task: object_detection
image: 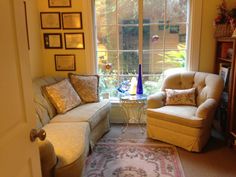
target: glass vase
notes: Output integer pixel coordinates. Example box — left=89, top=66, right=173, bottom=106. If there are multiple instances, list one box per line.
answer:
left=136, top=64, right=143, bottom=95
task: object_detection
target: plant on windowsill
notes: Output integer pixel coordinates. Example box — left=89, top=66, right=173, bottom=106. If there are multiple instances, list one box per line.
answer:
left=229, top=8, right=236, bottom=37
left=214, top=0, right=235, bottom=38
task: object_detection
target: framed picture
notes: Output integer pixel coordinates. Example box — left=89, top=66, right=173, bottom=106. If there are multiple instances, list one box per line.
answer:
left=64, top=33, right=85, bottom=49
left=62, top=12, right=83, bottom=29
left=55, top=54, right=76, bottom=71
left=40, top=12, right=61, bottom=29
left=44, top=33, right=62, bottom=49
left=219, top=64, right=230, bottom=86
left=48, top=0, right=71, bottom=8
left=170, top=25, right=179, bottom=33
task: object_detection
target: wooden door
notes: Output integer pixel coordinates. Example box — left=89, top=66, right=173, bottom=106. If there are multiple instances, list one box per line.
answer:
left=0, top=0, right=42, bottom=177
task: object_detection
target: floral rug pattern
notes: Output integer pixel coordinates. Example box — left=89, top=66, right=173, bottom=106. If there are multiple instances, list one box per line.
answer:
left=84, top=138, right=185, bottom=177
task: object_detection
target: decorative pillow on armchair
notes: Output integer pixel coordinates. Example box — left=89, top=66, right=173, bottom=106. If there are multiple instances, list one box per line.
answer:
left=68, top=73, right=99, bottom=103
left=43, top=79, right=81, bottom=114
left=165, top=88, right=196, bottom=106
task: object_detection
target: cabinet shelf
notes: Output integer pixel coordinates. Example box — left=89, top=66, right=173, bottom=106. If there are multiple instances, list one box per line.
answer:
left=216, top=57, right=232, bottom=63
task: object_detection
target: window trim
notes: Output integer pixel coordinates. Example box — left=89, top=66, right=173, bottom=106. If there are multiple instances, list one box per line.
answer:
left=187, top=0, right=203, bottom=71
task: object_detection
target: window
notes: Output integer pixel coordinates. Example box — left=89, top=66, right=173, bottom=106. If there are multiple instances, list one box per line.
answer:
left=95, top=0, right=189, bottom=99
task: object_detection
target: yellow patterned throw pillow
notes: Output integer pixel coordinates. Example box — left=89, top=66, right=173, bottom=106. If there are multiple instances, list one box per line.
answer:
left=44, top=79, right=81, bottom=114
left=165, top=88, right=196, bottom=106
left=68, top=73, right=99, bottom=103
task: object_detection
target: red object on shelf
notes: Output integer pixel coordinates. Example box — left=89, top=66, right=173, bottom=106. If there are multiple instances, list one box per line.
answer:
left=221, top=42, right=232, bottom=58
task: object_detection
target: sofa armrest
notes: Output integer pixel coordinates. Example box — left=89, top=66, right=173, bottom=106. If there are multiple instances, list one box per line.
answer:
left=38, top=139, right=57, bottom=177
left=196, top=98, right=217, bottom=119
left=147, top=91, right=166, bottom=109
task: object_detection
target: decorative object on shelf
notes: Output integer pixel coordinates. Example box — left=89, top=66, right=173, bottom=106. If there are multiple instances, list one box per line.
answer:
left=54, top=54, right=76, bottom=71
left=229, top=8, right=236, bottom=30
left=215, top=24, right=233, bottom=38
left=40, top=12, right=61, bottom=29
left=48, top=0, right=71, bottom=8
left=62, top=12, right=83, bottom=29
left=219, top=63, right=230, bottom=86
left=214, top=0, right=228, bottom=25
left=214, top=0, right=235, bottom=37
left=232, top=29, right=236, bottom=38
left=64, top=33, right=85, bottom=49
left=43, top=33, right=62, bottom=49
left=136, top=64, right=143, bottom=95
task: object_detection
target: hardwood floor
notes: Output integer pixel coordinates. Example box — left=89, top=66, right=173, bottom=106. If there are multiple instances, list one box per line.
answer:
left=103, top=124, right=236, bottom=177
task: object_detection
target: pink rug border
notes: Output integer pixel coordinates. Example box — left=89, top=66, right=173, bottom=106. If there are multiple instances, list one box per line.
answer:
left=87, top=138, right=186, bottom=177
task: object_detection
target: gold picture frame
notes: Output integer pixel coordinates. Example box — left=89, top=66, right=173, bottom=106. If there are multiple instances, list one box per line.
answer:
left=48, top=0, right=71, bottom=8
left=55, top=54, right=76, bottom=71
left=40, top=12, right=61, bottom=29
left=62, top=12, right=83, bottom=29
left=64, top=33, right=85, bottom=49
left=43, top=33, right=62, bottom=49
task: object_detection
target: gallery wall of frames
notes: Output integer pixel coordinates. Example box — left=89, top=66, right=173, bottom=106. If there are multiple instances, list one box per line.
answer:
left=40, top=0, right=85, bottom=72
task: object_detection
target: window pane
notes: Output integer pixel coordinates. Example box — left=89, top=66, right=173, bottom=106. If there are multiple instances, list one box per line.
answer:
left=118, top=0, right=138, bottom=24
left=119, top=51, right=139, bottom=74
left=119, top=26, right=139, bottom=50
left=166, top=0, right=187, bottom=23
left=100, top=75, right=119, bottom=98
left=97, top=26, right=117, bottom=50
left=143, top=24, right=164, bottom=50
left=143, top=0, right=165, bottom=24
left=97, top=51, right=118, bottom=74
left=163, top=49, right=186, bottom=70
left=165, top=24, right=187, bottom=49
left=95, top=0, right=116, bottom=25
left=143, top=74, right=162, bottom=95
left=143, top=51, right=164, bottom=74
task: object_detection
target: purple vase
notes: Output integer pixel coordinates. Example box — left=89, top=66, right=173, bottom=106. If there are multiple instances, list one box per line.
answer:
left=136, top=64, right=143, bottom=95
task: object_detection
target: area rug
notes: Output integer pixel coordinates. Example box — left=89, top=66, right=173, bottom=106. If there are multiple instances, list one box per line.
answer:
left=84, top=138, right=185, bottom=177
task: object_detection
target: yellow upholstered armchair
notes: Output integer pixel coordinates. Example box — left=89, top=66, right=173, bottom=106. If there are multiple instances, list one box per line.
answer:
left=146, top=71, right=224, bottom=152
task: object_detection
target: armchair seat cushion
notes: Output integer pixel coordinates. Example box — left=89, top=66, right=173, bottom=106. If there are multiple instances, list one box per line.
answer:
left=50, top=100, right=110, bottom=129
left=147, top=106, right=207, bottom=128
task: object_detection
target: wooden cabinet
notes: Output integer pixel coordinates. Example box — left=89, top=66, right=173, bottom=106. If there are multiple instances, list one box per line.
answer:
left=215, top=37, right=236, bottom=146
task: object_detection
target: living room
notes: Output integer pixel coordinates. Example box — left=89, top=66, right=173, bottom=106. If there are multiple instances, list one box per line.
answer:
left=1, top=0, right=236, bottom=177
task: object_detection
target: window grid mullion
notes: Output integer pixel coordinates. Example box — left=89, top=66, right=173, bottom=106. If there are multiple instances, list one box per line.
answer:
left=116, top=0, right=120, bottom=82
left=163, top=0, right=167, bottom=75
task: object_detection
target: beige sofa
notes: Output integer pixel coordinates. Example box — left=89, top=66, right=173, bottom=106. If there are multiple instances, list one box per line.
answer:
left=147, top=71, right=224, bottom=152
left=33, top=76, right=111, bottom=177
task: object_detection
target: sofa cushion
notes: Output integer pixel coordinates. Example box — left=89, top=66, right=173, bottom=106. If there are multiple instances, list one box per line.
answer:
left=165, top=88, right=196, bottom=106
left=50, top=99, right=111, bottom=129
left=147, top=106, right=207, bottom=128
left=35, top=102, right=50, bottom=126
left=35, top=113, right=43, bottom=129
left=44, top=79, right=82, bottom=114
left=33, top=78, right=57, bottom=118
left=69, top=73, right=99, bottom=103
left=43, top=122, right=90, bottom=169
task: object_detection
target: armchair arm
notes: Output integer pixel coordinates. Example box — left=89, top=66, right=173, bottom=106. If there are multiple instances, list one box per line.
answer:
left=38, top=139, right=57, bottom=177
left=195, top=98, right=217, bottom=119
left=147, top=91, right=166, bottom=109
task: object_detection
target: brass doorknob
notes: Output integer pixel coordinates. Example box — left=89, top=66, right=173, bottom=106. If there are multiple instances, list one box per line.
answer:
left=30, top=129, right=46, bottom=142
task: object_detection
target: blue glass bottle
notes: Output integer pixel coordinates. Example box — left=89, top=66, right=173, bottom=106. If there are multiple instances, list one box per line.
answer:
left=136, top=64, right=143, bottom=95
